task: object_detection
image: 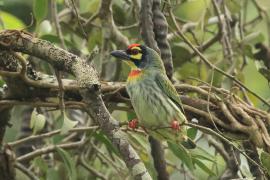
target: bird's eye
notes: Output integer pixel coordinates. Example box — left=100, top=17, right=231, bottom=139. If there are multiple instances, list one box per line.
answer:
left=131, top=49, right=139, bottom=55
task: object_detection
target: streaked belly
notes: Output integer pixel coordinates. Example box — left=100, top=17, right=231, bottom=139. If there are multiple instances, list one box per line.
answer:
left=127, top=81, right=176, bottom=128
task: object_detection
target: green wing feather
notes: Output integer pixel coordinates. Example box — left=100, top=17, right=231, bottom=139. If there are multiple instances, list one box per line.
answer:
left=155, top=73, right=185, bottom=114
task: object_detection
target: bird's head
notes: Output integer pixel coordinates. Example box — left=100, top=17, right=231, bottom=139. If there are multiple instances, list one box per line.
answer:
left=110, top=44, right=164, bottom=70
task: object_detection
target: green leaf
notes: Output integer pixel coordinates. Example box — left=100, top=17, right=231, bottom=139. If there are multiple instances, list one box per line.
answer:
left=187, top=127, right=197, bottom=140
left=243, top=44, right=254, bottom=58
left=112, top=3, right=126, bottom=26
left=225, top=0, right=241, bottom=14
left=191, top=147, right=216, bottom=163
left=176, top=62, right=200, bottom=80
left=40, top=34, right=75, bottom=49
left=60, top=113, right=78, bottom=134
left=93, top=131, right=120, bottom=156
left=87, top=30, right=102, bottom=50
left=174, top=0, right=210, bottom=22
left=256, top=0, right=270, bottom=10
left=261, top=151, right=270, bottom=175
left=127, top=132, right=148, bottom=152
left=86, top=0, right=100, bottom=14
left=33, top=0, right=48, bottom=23
left=241, top=165, right=255, bottom=179
left=193, top=159, right=216, bottom=176
left=30, top=108, right=46, bottom=134
left=259, top=68, right=270, bottom=81
left=168, top=142, right=194, bottom=171
left=0, top=11, right=25, bottom=30
left=127, top=111, right=137, bottom=121
left=32, top=157, right=48, bottom=173
left=172, top=43, right=192, bottom=68
left=46, top=168, right=60, bottom=180
left=241, top=32, right=265, bottom=46
left=56, top=147, right=77, bottom=180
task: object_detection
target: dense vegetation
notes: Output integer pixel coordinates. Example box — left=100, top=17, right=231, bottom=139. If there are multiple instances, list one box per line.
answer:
left=0, top=0, right=270, bottom=179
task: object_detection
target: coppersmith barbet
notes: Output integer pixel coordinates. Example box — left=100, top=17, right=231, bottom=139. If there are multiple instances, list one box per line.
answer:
left=111, top=44, right=195, bottom=148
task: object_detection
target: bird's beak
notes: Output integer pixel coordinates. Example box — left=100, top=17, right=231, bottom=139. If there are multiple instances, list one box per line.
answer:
left=110, top=50, right=130, bottom=60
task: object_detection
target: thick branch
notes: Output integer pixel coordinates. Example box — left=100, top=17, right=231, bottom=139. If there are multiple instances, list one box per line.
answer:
left=0, top=30, right=151, bottom=180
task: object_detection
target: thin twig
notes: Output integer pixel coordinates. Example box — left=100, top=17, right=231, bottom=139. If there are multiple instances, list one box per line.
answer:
left=51, top=0, right=67, bottom=49
left=15, top=162, right=39, bottom=180
left=69, top=0, right=87, bottom=39
left=0, top=100, right=86, bottom=109
left=55, top=69, right=65, bottom=118
left=83, top=11, right=99, bottom=27
left=167, top=2, right=270, bottom=108
left=79, top=156, right=107, bottom=180
left=185, top=122, right=266, bottom=176
left=16, top=139, right=86, bottom=162
left=8, top=126, right=98, bottom=147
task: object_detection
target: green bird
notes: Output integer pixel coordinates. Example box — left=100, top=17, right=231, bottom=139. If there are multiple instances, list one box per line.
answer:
left=111, top=44, right=195, bottom=148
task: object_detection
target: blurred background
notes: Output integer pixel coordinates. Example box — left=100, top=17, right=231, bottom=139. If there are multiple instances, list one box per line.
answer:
left=1, top=0, right=270, bottom=179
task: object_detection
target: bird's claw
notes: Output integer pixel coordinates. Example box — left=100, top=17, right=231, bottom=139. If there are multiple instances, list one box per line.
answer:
left=128, top=119, right=138, bottom=129
left=171, top=120, right=180, bottom=131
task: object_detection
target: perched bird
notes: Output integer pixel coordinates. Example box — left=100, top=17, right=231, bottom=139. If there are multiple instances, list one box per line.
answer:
left=111, top=44, right=195, bottom=148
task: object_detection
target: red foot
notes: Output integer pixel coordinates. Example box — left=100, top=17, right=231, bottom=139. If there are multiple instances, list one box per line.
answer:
left=171, top=120, right=180, bottom=130
left=128, top=119, right=138, bottom=129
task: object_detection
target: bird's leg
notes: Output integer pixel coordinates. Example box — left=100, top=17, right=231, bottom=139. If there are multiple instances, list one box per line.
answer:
left=128, top=119, right=139, bottom=129
left=171, top=120, right=180, bottom=131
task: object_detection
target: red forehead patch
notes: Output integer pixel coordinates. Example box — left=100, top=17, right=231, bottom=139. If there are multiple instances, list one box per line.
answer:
left=128, top=43, right=140, bottom=49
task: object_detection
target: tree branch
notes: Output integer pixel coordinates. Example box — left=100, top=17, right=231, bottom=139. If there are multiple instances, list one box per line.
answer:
left=0, top=30, right=152, bottom=180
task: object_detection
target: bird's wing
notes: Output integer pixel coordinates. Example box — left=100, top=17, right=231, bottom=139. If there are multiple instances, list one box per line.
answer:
left=155, top=73, right=185, bottom=114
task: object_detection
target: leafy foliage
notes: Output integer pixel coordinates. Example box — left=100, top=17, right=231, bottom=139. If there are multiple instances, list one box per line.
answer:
left=1, top=0, right=270, bottom=179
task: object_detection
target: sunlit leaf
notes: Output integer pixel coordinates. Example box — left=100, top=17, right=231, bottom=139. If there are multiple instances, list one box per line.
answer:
left=174, top=0, right=210, bottom=22
left=33, top=0, right=48, bottom=23
left=243, top=60, right=269, bottom=106
left=241, top=32, right=265, bottom=46
left=56, top=147, right=77, bottom=180
left=225, top=0, right=241, bottom=14
left=241, top=165, right=255, bottom=179
left=85, top=0, right=100, bottom=14
left=32, top=157, right=48, bottom=173
left=191, top=147, right=216, bottom=162
left=60, top=113, right=78, bottom=134
left=0, top=11, right=25, bottom=30
left=168, top=142, right=194, bottom=171
left=30, top=108, right=46, bottom=134
left=193, top=159, right=216, bottom=176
